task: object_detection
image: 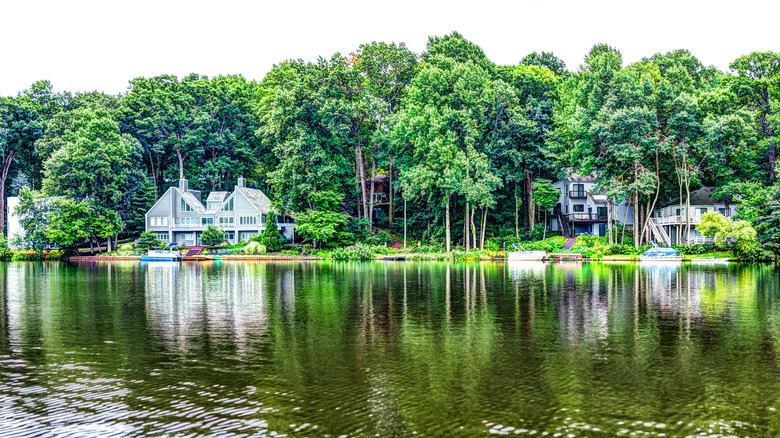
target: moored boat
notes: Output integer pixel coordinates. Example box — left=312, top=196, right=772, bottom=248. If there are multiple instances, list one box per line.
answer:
left=141, top=243, right=182, bottom=261
left=638, top=244, right=682, bottom=262
left=507, top=243, right=547, bottom=261
left=691, top=257, right=730, bottom=263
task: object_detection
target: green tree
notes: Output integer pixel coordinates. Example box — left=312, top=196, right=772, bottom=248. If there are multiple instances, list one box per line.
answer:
left=12, top=187, right=55, bottom=254
left=531, top=179, right=560, bottom=239
left=137, top=231, right=162, bottom=250
left=0, top=235, right=11, bottom=260
left=201, top=225, right=225, bottom=246
left=260, top=212, right=283, bottom=252
left=698, top=211, right=756, bottom=251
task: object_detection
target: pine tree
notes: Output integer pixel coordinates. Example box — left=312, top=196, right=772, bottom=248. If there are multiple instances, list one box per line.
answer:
left=260, top=212, right=283, bottom=252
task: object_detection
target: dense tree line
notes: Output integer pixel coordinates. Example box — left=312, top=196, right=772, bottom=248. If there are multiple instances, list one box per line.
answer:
left=1, top=32, right=779, bottom=253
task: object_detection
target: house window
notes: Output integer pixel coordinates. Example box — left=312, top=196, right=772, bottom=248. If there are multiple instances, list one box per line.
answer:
left=719, top=208, right=727, bottom=215
left=150, top=217, right=168, bottom=226
left=180, top=217, right=195, bottom=227
left=180, top=233, right=193, bottom=242
left=221, top=198, right=234, bottom=211
left=225, top=231, right=235, bottom=241
left=699, top=208, right=708, bottom=215
left=573, top=204, right=584, bottom=212
left=180, top=199, right=193, bottom=212
left=240, top=232, right=256, bottom=241
left=201, top=217, right=214, bottom=226
left=155, top=232, right=169, bottom=241
left=219, top=217, right=234, bottom=226
left=676, top=208, right=681, bottom=216
left=597, top=207, right=607, bottom=219
left=239, top=216, right=257, bottom=226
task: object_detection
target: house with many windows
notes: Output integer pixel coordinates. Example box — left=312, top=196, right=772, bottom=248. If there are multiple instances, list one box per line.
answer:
left=649, top=186, right=736, bottom=245
left=145, top=178, right=294, bottom=246
left=548, top=171, right=634, bottom=237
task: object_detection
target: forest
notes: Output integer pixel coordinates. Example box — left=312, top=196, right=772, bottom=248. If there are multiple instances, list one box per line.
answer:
left=1, top=32, right=779, bottom=257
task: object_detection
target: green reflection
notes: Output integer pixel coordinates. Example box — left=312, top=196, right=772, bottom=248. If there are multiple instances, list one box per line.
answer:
left=0, top=261, right=779, bottom=436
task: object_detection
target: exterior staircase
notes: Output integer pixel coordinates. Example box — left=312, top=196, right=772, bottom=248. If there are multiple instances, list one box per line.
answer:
left=184, top=246, right=206, bottom=257
left=557, top=214, right=570, bottom=238
left=647, top=219, right=671, bottom=246
left=562, top=238, right=576, bottom=251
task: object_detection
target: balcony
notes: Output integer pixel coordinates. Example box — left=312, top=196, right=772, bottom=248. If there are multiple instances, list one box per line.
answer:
left=565, top=213, right=607, bottom=222
left=568, top=191, right=587, bottom=199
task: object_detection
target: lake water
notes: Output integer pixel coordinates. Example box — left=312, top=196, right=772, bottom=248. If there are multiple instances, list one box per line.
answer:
left=1, top=261, right=779, bottom=437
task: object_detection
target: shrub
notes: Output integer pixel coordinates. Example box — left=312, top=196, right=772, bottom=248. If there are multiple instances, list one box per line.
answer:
left=0, top=235, right=12, bottom=261
left=201, top=225, right=225, bottom=247
left=137, top=231, right=162, bottom=250
left=332, top=243, right=380, bottom=261
left=518, top=236, right=567, bottom=253
left=732, top=242, right=777, bottom=261
left=117, top=243, right=134, bottom=256
left=243, top=241, right=267, bottom=255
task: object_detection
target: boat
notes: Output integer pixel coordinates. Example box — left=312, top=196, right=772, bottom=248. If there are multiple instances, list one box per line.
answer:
left=638, top=243, right=682, bottom=262
left=141, top=243, right=182, bottom=261
left=507, top=243, right=547, bottom=261
left=691, top=257, right=730, bottom=264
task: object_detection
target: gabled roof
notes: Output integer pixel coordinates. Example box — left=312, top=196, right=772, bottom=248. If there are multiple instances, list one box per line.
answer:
left=206, top=191, right=229, bottom=203
left=588, top=193, right=608, bottom=204
left=556, top=168, right=597, bottom=183
left=177, top=189, right=207, bottom=214
left=660, top=186, right=721, bottom=208
left=236, top=186, right=272, bottom=213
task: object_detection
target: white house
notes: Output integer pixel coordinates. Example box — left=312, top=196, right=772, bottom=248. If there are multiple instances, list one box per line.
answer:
left=650, top=186, right=735, bottom=245
left=145, top=178, right=294, bottom=246
left=548, top=170, right=634, bottom=238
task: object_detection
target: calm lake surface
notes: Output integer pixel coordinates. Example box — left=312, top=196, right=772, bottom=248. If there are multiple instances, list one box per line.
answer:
left=1, top=261, right=779, bottom=437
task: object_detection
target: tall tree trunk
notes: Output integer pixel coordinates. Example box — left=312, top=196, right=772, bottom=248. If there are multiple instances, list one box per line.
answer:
left=622, top=197, right=632, bottom=246
left=368, top=156, right=376, bottom=232
left=524, top=164, right=535, bottom=230
left=464, top=201, right=470, bottom=251
left=388, top=156, right=394, bottom=228
left=355, top=137, right=368, bottom=222
left=607, top=200, right=613, bottom=245
left=480, top=208, right=487, bottom=250
left=642, top=151, right=661, bottom=245
left=176, top=146, right=185, bottom=180
left=685, top=173, right=692, bottom=244
left=0, top=150, right=17, bottom=236
left=470, top=206, right=477, bottom=250
left=514, top=181, right=520, bottom=240
left=445, top=196, right=451, bottom=253
left=403, top=197, right=407, bottom=249
left=633, top=161, right=640, bottom=248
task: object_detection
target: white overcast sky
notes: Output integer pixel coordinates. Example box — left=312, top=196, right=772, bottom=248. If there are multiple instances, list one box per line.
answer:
left=1, top=0, right=778, bottom=97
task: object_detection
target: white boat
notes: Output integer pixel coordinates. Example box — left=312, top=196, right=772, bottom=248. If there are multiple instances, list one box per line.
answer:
left=691, top=257, right=730, bottom=264
left=507, top=243, right=547, bottom=261
left=638, top=243, right=682, bottom=262
left=141, top=243, right=181, bottom=261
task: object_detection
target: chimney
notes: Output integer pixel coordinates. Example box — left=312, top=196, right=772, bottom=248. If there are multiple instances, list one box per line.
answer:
left=179, top=178, right=188, bottom=191
left=237, top=177, right=246, bottom=188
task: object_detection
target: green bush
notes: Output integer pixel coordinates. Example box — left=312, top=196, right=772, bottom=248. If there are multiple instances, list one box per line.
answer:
left=518, top=236, right=567, bottom=253
left=201, top=225, right=225, bottom=247
left=671, top=243, right=716, bottom=255
left=332, top=243, right=380, bottom=261
left=117, top=243, right=134, bottom=256
left=242, top=241, right=267, bottom=255
left=137, top=231, right=162, bottom=250
left=732, top=242, right=777, bottom=261
left=0, top=235, right=12, bottom=261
